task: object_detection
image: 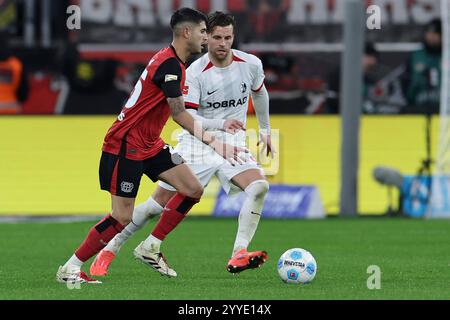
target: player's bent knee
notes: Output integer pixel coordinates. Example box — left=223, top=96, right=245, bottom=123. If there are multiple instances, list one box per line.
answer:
left=111, top=203, right=134, bottom=226
left=245, top=180, right=269, bottom=199
left=111, top=214, right=132, bottom=226
left=182, top=183, right=203, bottom=199
left=113, top=209, right=133, bottom=225
left=190, top=185, right=204, bottom=199
left=152, top=188, right=174, bottom=208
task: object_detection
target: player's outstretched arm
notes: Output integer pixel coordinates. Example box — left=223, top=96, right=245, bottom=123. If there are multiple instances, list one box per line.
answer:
left=167, top=96, right=247, bottom=164
left=251, top=85, right=275, bottom=158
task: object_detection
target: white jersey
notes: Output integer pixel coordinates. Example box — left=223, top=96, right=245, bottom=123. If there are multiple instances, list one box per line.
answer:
left=160, top=50, right=266, bottom=195
left=179, top=49, right=265, bottom=147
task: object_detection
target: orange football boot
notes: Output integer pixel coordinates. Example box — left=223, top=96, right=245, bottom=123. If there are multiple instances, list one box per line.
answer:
left=226, top=249, right=268, bottom=273
left=89, top=250, right=116, bottom=276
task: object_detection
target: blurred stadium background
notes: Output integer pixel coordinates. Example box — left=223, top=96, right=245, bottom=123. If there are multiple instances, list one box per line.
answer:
left=2, top=0, right=450, bottom=301
left=0, top=0, right=446, bottom=218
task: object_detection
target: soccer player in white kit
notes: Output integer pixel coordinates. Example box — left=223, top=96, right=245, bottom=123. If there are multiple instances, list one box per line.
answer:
left=90, top=11, right=274, bottom=277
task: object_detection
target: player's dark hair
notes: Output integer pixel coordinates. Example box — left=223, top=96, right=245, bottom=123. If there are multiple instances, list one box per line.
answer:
left=170, top=7, right=207, bottom=30
left=207, top=11, right=236, bottom=33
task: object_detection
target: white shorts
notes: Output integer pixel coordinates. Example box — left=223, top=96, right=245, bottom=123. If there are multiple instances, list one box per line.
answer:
left=158, top=138, right=263, bottom=195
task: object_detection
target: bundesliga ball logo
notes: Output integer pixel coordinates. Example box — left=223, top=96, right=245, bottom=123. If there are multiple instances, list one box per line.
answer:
left=277, top=248, right=317, bottom=284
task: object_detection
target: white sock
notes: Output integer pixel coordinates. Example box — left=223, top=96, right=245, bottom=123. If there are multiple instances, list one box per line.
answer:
left=232, top=180, right=269, bottom=256
left=64, top=254, right=83, bottom=270
left=134, top=196, right=164, bottom=222
left=104, top=197, right=164, bottom=254
left=142, top=234, right=162, bottom=252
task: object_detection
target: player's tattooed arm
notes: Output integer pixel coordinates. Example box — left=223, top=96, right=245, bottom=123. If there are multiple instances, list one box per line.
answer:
left=168, top=96, right=203, bottom=137
left=167, top=96, right=186, bottom=116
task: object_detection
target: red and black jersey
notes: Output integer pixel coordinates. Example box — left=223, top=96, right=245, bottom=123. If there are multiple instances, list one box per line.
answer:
left=102, top=45, right=186, bottom=160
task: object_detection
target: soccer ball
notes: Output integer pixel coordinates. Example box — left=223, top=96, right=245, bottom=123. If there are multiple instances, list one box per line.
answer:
left=277, top=248, right=317, bottom=284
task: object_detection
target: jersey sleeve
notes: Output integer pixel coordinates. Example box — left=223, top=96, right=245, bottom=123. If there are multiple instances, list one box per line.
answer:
left=183, top=70, right=201, bottom=110
left=251, top=57, right=265, bottom=93
left=152, top=58, right=183, bottom=98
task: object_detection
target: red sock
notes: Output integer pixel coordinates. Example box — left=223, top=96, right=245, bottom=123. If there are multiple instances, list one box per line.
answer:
left=151, top=193, right=200, bottom=241
left=74, top=214, right=124, bottom=262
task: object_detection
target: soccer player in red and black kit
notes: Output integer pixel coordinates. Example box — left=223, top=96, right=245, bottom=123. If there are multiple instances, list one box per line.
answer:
left=56, top=8, right=245, bottom=284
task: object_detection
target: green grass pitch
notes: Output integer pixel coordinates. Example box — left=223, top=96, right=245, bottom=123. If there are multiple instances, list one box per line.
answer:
left=0, top=217, right=449, bottom=300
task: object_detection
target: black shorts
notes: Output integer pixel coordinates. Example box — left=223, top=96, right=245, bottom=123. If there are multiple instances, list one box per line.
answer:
left=99, top=145, right=184, bottom=198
